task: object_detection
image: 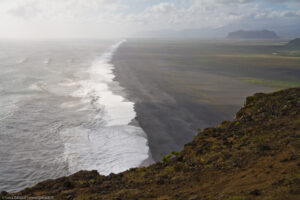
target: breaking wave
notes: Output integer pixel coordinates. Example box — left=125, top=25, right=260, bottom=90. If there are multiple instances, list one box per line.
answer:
left=60, top=40, right=152, bottom=175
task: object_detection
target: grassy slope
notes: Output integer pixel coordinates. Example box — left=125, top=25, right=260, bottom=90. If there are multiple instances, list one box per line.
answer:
left=2, top=87, right=299, bottom=200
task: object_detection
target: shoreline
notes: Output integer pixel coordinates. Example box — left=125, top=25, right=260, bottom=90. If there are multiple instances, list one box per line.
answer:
left=127, top=117, right=155, bottom=166
left=6, top=87, right=299, bottom=199
left=112, top=39, right=271, bottom=161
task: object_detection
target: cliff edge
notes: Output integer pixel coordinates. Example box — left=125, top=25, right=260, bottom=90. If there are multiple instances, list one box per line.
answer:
left=1, top=88, right=299, bottom=200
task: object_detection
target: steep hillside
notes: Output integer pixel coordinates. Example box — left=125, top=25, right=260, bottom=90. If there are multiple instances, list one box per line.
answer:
left=284, top=38, right=300, bottom=50
left=1, top=88, right=299, bottom=200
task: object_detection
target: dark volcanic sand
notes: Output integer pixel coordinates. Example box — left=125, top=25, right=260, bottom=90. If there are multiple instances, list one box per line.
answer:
left=112, top=39, right=272, bottom=161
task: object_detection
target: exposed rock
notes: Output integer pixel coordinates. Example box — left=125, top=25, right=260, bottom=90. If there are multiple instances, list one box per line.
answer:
left=2, top=88, right=300, bottom=200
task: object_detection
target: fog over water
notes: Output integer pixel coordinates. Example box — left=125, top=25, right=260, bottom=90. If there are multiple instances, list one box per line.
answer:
left=0, top=40, right=151, bottom=192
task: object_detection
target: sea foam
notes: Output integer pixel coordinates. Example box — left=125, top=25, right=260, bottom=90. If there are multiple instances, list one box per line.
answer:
left=60, top=40, right=151, bottom=175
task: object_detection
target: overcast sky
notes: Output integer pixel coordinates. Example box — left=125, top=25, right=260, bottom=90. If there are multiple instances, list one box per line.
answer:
left=0, top=0, right=299, bottom=39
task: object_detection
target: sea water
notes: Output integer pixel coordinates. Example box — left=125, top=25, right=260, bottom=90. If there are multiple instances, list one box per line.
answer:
left=0, top=39, right=150, bottom=192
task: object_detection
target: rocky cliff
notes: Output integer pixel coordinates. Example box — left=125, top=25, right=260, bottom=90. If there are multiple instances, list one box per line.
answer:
left=1, top=88, right=299, bottom=200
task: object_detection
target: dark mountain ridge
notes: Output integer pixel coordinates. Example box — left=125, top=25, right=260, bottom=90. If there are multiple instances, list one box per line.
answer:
left=284, top=38, right=300, bottom=50
left=227, top=30, right=279, bottom=39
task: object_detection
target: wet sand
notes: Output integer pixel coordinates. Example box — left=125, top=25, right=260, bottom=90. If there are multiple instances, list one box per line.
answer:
left=112, top=39, right=279, bottom=161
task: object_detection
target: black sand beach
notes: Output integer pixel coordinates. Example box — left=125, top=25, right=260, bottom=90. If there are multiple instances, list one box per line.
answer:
left=112, top=39, right=300, bottom=161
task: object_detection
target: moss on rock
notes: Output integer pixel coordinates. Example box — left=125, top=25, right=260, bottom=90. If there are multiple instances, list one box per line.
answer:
left=1, top=88, right=300, bottom=200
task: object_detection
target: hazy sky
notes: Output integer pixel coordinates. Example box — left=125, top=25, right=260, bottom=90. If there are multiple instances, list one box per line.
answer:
left=0, top=0, right=299, bottom=38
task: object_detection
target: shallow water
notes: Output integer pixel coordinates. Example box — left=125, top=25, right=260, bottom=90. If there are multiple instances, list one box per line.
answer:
left=0, top=39, right=150, bottom=192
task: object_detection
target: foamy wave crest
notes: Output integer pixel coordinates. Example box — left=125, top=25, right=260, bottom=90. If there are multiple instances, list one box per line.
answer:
left=28, top=82, right=45, bottom=92
left=18, top=58, right=27, bottom=64
left=60, top=40, right=152, bottom=175
left=0, top=96, right=19, bottom=121
left=60, top=125, right=149, bottom=175
left=43, top=58, right=51, bottom=64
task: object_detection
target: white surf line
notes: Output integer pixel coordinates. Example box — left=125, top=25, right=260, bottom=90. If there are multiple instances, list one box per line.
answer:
left=60, top=40, right=152, bottom=175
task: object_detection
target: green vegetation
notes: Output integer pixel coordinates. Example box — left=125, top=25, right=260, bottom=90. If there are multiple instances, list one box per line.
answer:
left=161, top=151, right=180, bottom=163
left=227, top=196, right=247, bottom=200
left=161, top=41, right=300, bottom=93
left=239, top=78, right=300, bottom=90
left=278, top=50, right=300, bottom=57
left=283, top=38, right=300, bottom=50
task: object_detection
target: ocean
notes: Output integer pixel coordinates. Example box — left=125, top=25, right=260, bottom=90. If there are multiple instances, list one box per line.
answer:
left=0, top=39, right=151, bottom=192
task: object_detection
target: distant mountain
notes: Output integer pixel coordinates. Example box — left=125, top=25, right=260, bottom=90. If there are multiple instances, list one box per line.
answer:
left=227, top=30, right=279, bottom=39
left=133, top=28, right=225, bottom=39
left=284, top=38, right=300, bottom=50
left=132, top=27, right=300, bottom=40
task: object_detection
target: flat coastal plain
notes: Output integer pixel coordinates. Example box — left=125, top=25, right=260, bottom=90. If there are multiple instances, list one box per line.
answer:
left=112, top=39, right=300, bottom=161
